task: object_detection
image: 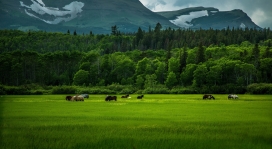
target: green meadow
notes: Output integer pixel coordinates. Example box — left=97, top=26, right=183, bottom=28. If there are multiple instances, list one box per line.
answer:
left=0, top=94, right=271, bottom=149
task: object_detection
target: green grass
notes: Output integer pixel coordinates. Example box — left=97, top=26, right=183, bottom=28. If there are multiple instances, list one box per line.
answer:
left=1, top=94, right=272, bottom=149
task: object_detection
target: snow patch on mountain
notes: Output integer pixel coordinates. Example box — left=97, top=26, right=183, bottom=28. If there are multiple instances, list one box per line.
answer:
left=240, top=23, right=246, bottom=28
left=20, top=0, right=84, bottom=24
left=170, top=10, right=209, bottom=28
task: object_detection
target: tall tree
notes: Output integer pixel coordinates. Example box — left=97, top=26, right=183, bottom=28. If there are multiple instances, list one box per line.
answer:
left=136, top=75, right=144, bottom=89
left=252, top=43, right=260, bottom=69
left=144, top=74, right=157, bottom=89
left=111, top=25, right=120, bottom=36
left=73, top=70, right=89, bottom=86
left=168, top=57, right=179, bottom=80
left=136, top=27, right=144, bottom=47
left=165, top=71, right=177, bottom=89
left=179, top=47, right=188, bottom=74
left=155, top=62, right=166, bottom=84
left=263, top=46, right=271, bottom=58
left=193, top=64, right=208, bottom=87
left=206, top=65, right=222, bottom=86
left=180, top=64, right=197, bottom=86
left=195, top=43, right=205, bottom=64
left=154, top=22, right=162, bottom=33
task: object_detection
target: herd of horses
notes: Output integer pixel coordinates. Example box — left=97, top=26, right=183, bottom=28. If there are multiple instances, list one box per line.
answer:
left=203, top=94, right=239, bottom=100
left=66, top=94, right=239, bottom=101
left=65, top=94, right=145, bottom=102
left=105, top=94, right=144, bottom=101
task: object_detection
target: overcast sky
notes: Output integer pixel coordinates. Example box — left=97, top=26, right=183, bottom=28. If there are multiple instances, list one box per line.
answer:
left=139, top=0, right=272, bottom=28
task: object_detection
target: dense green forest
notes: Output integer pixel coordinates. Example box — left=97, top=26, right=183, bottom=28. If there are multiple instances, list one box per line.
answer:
left=1, top=26, right=272, bottom=94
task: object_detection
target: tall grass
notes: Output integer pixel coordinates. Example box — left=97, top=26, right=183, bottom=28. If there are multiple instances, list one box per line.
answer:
left=1, top=94, right=271, bottom=149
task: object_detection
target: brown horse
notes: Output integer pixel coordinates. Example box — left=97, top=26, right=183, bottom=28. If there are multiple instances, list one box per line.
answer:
left=66, top=96, right=72, bottom=101
left=121, top=94, right=129, bottom=98
left=137, top=95, right=144, bottom=99
left=105, top=95, right=117, bottom=101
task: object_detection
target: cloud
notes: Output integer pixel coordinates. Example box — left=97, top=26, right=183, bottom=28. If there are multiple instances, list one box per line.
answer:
left=139, top=0, right=272, bottom=28
left=140, top=0, right=180, bottom=12
left=251, top=9, right=268, bottom=27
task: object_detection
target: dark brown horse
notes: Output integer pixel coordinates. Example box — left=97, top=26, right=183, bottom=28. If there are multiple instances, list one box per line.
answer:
left=105, top=95, right=117, bottom=101
left=203, top=94, right=215, bottom=100
left=137, top=95, right=144, bottom=99
left=66, top=96, right=72, bottom=101
left=121, top=94, right=129, bottom=98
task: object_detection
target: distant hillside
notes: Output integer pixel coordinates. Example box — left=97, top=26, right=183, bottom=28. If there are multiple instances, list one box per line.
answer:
left=0, top=0, right=178, bottom=34
left=0, top=1, right=262, bottom=33
left=156, top=7, right=261, bottom=30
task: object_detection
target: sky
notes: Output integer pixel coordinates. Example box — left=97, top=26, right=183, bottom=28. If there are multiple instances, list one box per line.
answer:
left=139, top=0, right=272, bottom=28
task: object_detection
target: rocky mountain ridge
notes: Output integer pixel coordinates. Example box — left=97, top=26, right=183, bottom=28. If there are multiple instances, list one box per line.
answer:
left=0, top=0, right=261, bottom=34
left=156, top=7, right=261, bottom=30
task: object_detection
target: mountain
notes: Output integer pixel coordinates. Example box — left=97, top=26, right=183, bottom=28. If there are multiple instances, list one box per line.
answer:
left=0, top=1, right=261, bottom=34
left=0, top=0, right=178, bottom=34
left=156, top=7, right=261, bottom=30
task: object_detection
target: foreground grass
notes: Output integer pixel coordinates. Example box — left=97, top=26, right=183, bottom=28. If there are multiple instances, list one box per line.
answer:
left=0, top=94, right=271, bottom=149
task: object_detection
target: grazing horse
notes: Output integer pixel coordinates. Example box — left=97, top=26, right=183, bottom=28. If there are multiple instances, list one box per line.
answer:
left=137, top=95, right=144, bottom=99
left=71, top=95, right=84, bottom=101
left=121, top=94, right=129, bottom=98
left=81, top=94, right=89, bottom=99
left=228, top=94, right=238, bottom=99
left=66, top=96, right=72, bottom=101
left=105, top=95, right=117, bottom=101
left=203, top=94, right=215, bottom=100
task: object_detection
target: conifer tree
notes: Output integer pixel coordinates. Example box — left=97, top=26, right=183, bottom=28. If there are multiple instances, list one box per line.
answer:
left=252, top=43, right=260, bottom=69
left=179, top=46, right=188, bottom=74
left=136, top=27, right=143, bottom=46
left=195, top=43, right=205, bottom=64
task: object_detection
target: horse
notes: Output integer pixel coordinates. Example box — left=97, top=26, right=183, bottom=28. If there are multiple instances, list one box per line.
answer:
left=121, top=94, right=129, bottom=98
left=105, top=95, right=117, bottom=101
left=66, top=96, right=72, bottom=101
left=137, top=95, right=144, bottom=99
left=203, top=94, right=215, bottom=100
left=71, top=95, right=84, bottom=101
left=81, top=94, right=89, bottom=99
left=228, top=94, right=238, bottom=99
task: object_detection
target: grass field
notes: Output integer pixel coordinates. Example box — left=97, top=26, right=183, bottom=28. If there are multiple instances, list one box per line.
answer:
left=0, top=94, right=271, bottom=149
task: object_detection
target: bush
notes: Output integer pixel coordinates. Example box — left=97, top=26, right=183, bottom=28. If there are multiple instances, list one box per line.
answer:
left=196, top=84, right=246, bottom=94
left=134, top=90, right=143, bottom=94
left=119, top=88, right=136, bottom=94
left=170, top=87, right=198, bottom=94
left=106, top=83, right=126, bottom=92
left=77, top=87, right=116, bottom=94
left=4, top=86, right=31, bottom=95
left=0, top=85, right=6, bottom=95
left=76, top=88, right=92, bottom=94
left=93, top=88, right=116, bottom=94
left=247, top=83, right=272, bottom=94
left=31, top=90, right=43, bottom=95
left=143, top=87, right=169, bottom=94
left=51, top=86, right=77, bottom=94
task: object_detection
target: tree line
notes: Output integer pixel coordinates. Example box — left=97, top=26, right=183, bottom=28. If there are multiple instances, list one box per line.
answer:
left=1, top=24, right=271, bottom=54
left=0, top=27, right=272, bottom=94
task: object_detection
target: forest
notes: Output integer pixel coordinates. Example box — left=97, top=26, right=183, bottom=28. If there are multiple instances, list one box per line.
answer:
left=0, top=25, right=272, bottom=94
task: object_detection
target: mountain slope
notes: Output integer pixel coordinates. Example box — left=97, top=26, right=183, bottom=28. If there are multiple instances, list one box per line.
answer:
left=0, top=0, right=178, bottom=34
left=156, top=7, right=261, bottom=30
